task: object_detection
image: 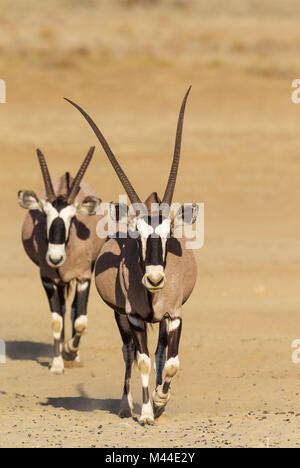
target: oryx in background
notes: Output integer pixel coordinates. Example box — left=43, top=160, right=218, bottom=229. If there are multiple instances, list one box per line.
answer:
left=18, top=148, right=104, bottom=374
left=65, top=88, right=200, bottom=424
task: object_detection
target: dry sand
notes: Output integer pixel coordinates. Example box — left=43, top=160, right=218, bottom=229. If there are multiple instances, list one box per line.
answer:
left=1, top=0, right=300, bottom=448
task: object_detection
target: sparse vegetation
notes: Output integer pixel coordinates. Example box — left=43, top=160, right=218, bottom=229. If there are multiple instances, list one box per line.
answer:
left=0, top=0, right=300, bottom=77
left=1, top=0, right=300, bottom=449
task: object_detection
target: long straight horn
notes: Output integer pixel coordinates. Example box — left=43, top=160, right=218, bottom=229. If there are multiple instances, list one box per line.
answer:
left=162, top=86, right=192, bottom=206
left=36, top=149, right=56, bottom=201
left=64, top=98, right=141, bottom=205
left=67, top=146, right=95, bottom=204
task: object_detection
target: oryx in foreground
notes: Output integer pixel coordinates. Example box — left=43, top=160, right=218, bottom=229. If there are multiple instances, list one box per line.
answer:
left=65, top=88, right=199, bottom=424
left=18, top=148, right=103, bottom=374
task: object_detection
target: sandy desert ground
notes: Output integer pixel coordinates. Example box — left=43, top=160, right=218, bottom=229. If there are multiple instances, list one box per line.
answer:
left=1, top=0, right=300, bottom=448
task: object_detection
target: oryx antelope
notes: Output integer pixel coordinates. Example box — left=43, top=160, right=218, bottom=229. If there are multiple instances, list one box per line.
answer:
left=65, top=88, right=199, bottom=424
left=18, top=148, right=103, bottom=374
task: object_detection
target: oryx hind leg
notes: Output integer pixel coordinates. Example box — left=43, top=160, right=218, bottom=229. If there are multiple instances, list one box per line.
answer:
left=42, top=277, right=66, bottom=375
left=153, top=317, right=182, bottom=418
left=128, top=314, right=154, bottom=426
left=115, top=312, right=135, bottom=419
left=63, top=280, right=90, bottom=364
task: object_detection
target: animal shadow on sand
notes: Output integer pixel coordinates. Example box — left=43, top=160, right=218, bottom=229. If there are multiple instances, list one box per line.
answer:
left=41, top=397, right=121, bottom=415
left=5, top=341, right=52, bottom=366
left=40, top=385, right=141, bottom=416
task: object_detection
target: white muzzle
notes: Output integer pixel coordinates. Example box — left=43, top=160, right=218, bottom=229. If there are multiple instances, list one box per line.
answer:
left=142, top=265, right=166, bottom=292
left=46, top=244, right=67, bottom=268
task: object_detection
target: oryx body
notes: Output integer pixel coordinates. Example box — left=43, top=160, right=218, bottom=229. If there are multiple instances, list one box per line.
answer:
left=19, top=148, right=104, bottom=374
left=66, top=88, right=200, bottom=424
left=95, top=202, right=197, bottom=324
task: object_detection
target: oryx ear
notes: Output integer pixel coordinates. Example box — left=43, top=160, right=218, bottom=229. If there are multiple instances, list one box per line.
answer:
left=76, top=196, right=101, bottom=216
left=172, top=203, right=199, bottom=228
left=18, top=191, right=42, bottom=211
left=109, top=203, right=129, bottom=223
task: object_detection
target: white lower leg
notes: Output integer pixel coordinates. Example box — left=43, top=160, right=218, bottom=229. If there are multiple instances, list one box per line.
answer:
left=137, top=352, right=154, bottom=424
left=50, top=355, right=64, bottom=374
left=165, top=355, right=180, bottom=381
left=75, top=315, right=88, bottom=334
left=119, top=345, right=134, bottom=418
left=64, top=315, right=88, bottom=357
left=50, top=313, right=64, bottom=375
left=153, top=356, right=180, bottom=409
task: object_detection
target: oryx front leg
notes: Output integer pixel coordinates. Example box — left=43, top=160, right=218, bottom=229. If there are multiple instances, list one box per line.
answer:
left=129, top=315, right=154, bottom=426
left=153, top=317, right=182, bottom=418
left=115, top=312, right=135, bottom=418
left=154, top=319, right=167, bottom=388
left=64, top=280, right=90, bottom=363
left=42, top=278, right=65, bottom=375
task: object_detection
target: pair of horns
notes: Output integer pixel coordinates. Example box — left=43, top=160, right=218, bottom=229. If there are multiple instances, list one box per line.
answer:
left=37, top=146, right=95, bottom=204
left=64, top=86, right=191, bottom=206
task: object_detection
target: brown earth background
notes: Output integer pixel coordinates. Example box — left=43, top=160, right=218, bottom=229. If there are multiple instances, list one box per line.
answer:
left=1, top=0, right=300, bottom=448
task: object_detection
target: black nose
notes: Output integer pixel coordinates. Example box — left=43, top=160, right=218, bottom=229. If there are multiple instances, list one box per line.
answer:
left=49, top=256, right=63, bottom=266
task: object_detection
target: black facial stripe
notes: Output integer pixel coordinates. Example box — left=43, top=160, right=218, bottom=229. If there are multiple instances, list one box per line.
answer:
left=49, top=218, right=66, bottom=245
left=52, top=197, right=69, bottom=213
left=146, top=214, right=164, bottom=228
left=145, top=236, right=163, bottom=266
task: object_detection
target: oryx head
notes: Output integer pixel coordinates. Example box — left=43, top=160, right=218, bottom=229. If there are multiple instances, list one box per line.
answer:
left=18, top=147, right=101, bottom=268
left=123, top=193, right=198, bottom=293
left=65, top=87, right=199, bottom=292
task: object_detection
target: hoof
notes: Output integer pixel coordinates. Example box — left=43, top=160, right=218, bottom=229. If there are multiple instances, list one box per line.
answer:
left=63, top=350, right=82, bottom=368
left=64, top=360, right=83, bottom=369
left=119, top=394, right=133, bottom=419
left=139, top=416, right=155, bottom=426
left=139, top=401, right=154, bottom=426
left=50, top=356, right=64, bottom=375
left=62, top=347, right=80, bottom=362
left=50, top=367, right=64, bottom=375
left=119, top=407, right=133, bottom=419
left=153, top=404, right=166, bottom=420
left=152, top=386, right=170, bottom=418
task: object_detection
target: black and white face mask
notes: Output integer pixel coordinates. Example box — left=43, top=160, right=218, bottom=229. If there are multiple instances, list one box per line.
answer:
left=109, top=199, right=199, bottom=293
left=19, top=191, right=101, bottom=268
left=43, top=197, right=77, bottom=267
left=133, top=214, right=171, bottom=293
